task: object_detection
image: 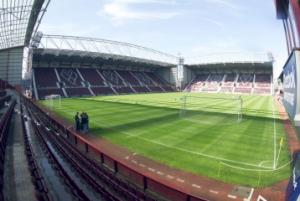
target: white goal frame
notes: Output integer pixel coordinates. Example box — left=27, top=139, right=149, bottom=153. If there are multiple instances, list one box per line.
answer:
left=179, top=95, right=242, bottom=125
left=45, top=94, right=61, bottom=110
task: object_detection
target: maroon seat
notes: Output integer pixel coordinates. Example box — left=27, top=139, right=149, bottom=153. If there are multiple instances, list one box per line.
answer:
left=234, top=88, right=252, bottom=94
left=236, top=74, right=253, bottom=87
left=0, top=177, right=3, bottom=190
left=73, top=189, right=86, bottom=201
left=255, top=74, right=271, bottom=87
left=127, top=184, right=137, bottom=195
left=145, top=194, right=157, bottom=201
left=35, top=190, right=46, bottom=201
left=115, top=185, right=126, bottom=198
left=79, top=69, right=105, bottom=86
left=136, top=189, right=146, bottom=200
left=34, top=68, right=58, bottom=88
left=125, top=192, right=137, bottom=201
left=119, top=179, right=128, bottom=190
left=115, top=70, right=141, bottom=85
left=220, top=87, right=233, bottom=93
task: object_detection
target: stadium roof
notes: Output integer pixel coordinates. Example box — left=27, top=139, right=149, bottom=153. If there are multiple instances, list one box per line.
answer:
left=185, top=52, right=274, bottom=71
left=33, top=48, right=172, bottom=71
left=186, top=62, right=273, bottom=72
left=32, top=35, right=178, bottom=70
left=0, top=0, right=50, bottom=50
left=32, top=35, right=275, bottom=71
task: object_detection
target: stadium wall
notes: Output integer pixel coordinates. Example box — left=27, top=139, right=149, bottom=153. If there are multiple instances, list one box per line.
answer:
left=156, top=66, right=194, bottom=90
left=0, top=47, right=23, bottom=89
left=181, top=66, right=194, bottom=90
left=156, top=68, right=175, bottom=85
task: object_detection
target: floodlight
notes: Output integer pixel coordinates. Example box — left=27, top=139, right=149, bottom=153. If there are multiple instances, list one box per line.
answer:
left=31, top=31, right=43, bottom=48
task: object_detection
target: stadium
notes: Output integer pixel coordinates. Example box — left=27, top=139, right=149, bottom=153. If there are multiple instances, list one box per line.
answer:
left=0, top=1, right=300, bottom=201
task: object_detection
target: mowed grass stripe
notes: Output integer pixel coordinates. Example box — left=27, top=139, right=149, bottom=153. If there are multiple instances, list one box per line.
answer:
left=223, top=98, right=273, bottom=165
left=52, top=93, right=282, bottom=161
left=43, top=92, right=291, bottom=187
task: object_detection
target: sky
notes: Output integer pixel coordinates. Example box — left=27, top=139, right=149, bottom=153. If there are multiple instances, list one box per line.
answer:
left=38, top=0, right=288, bottom=77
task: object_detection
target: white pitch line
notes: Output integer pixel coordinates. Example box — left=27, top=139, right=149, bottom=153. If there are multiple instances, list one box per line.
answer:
left=167, top=175, right=174, bottom=179
left=62, top=107, right=269, bottom=168
left=157, top=171, right=164, bottom=175
left=177, top=178, right=184, bottom=183
left=148, top=168, right=155, bottom=172
left=125, top=156, right=129, bottom=160
left=256, top=195, right=267, bottom=201
left=192, top=184, right=201, bottom=189
left=271, top=97, right=277, bottom=169
left=139, top=164, right=145, bottom=167
left=132, top=153, right=137, bottom=155
left=228, top=195, right=236, bottom=199
left=210, top=190, right=218, bottom=194
left=132, top=160, right=137, bottom=164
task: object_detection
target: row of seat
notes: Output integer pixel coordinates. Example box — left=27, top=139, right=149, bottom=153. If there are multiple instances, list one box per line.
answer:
left=40, top=112, right=148, bottom=201
left=34, top=68, right=175, bottom=99
left=31, top=104, right=123, bottom=200
left=23, top=95, right=159, bottom=201
left=25, top=102, right=92, bottom=201
left=0, top=91, right=6, bottom=98
left=48, top=120, right=157, bottom=201
left=0, top=97, right=15, bottom=201
left=47, top=131, right=116, bottom=200
left=20, top=106, right=53, bottom=201
left=54, top=120, right=157, bottom=200
left=0, top=96, right=13, bottom=155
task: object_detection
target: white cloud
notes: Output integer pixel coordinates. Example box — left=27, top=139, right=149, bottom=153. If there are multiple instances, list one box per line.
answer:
left=202, top=18, right=224, bottom=27
left=203, top=0, right=244, bottom=18
left=115, top=0, right=176, bottom=3
left=98, top=0, right=180, bottom=24
left=190, top=38, right=242, bottom=55
left=208, top=0, right=241, bottom=10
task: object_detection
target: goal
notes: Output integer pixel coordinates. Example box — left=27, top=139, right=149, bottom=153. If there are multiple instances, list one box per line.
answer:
left=179, top=96, right=242, bottom=125
left=45, top=94, right=61, bottom=110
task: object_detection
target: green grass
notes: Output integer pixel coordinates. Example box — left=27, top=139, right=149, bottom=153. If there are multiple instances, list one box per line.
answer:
left=40, top=92, right=292, bottom=187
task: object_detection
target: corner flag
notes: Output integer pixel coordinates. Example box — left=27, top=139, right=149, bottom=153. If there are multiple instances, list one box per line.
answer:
left=280, top=137, right=283, bottom=146
left=276, top=137, right=284, bottom=169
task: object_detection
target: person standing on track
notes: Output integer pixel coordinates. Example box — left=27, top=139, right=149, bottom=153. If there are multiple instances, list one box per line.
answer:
left=81, top=112, right=87, bottom=133
left=75, top=112, right=80, bottom=132
left=86, top=112, right=89, bottom=132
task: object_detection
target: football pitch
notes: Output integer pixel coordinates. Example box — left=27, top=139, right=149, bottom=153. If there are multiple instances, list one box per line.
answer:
left=40, top=92, right=292, bottom=187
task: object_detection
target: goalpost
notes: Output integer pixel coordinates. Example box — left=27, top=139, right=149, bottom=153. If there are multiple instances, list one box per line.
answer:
left=45, top=94, right=61, bottom=110
left=179, top=96, right=242, bottom=125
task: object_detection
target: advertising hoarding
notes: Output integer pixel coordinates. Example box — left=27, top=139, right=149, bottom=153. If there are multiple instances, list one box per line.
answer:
left=283, top=51, right=298, bottom=119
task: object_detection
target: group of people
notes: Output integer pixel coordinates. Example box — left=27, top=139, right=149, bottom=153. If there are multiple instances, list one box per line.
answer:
left=75, top=112, right=89, bottom=133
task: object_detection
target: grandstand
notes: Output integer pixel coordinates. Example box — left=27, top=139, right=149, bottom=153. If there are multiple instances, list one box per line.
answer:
left=0, top=1, right=297, bottom=201
left=31, top=35, right=177, bottom=100
left=184, top=53, right=273, bottom=95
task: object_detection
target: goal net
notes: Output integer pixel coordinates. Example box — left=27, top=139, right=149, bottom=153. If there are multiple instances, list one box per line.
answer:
left=45, top=94, right=61, bottom=110
left=179, top=96, right=242, bottom=125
